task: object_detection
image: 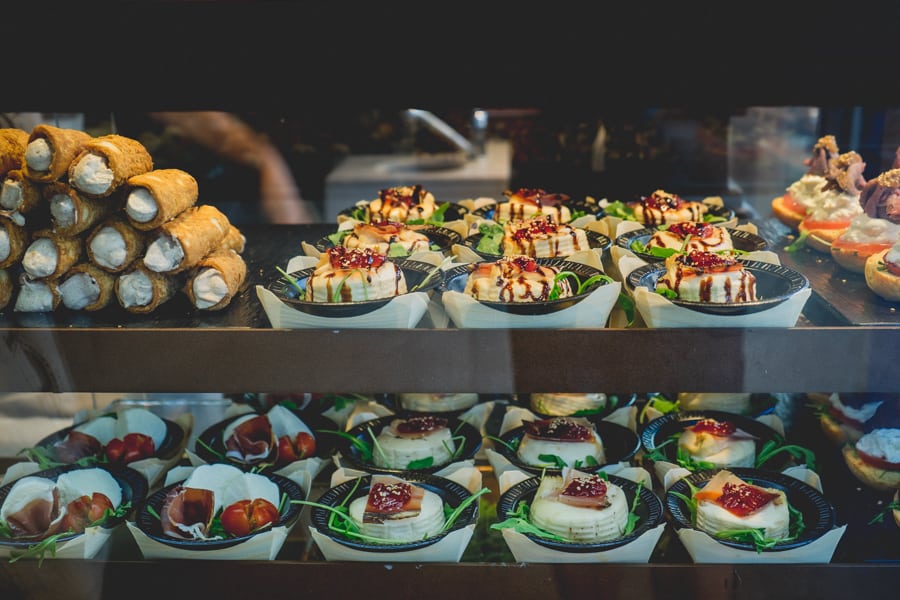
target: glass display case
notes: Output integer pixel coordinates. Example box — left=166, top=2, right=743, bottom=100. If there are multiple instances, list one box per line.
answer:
left=1, top=2, right=899, bottom=599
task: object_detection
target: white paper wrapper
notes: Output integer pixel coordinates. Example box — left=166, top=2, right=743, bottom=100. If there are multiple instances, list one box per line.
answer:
left=675, top=525, right=846, bottom=564
left=0, top=525, right=116, bottom=561
left=309, top=522, right=476, bottom=563
left=256, top=255, right=438, bottom=330
left=127, top=521, right=290, bottom=560
left=500, top=522, right=666, bottom=563
left=620, top=251, right=810, bottom=328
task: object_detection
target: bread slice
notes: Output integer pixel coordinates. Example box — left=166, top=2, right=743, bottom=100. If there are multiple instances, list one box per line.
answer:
left=831, top=238, right=891, bottom=274
left=865, top=249, right=900, bottom=301
left=798, top=219, right=847, bottom=253
left=842, top=444, right=900, bottom=491
left=771, top=195, right=806, bottom=229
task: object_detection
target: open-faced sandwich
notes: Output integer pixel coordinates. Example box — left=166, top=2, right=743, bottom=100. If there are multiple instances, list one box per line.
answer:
left=516, top=417, right=605, bottom=469
left=796, top=151, right=866, bottom=253
left=500, top=216, right=591, bottom=258
left=305, top=246, right=407, bottom=303
left=656, top=250, right=756, bottom=303
left=463, top=255, right=572, bottom=303
left=814, top=393, right=894, bottom=445
left=772, top=135, right=839, bottom=229
left=865, top=236, right=900, bottom=302
left=842, top=428, right=900, bottom=491
left=831, top=169, right=900, bottom=273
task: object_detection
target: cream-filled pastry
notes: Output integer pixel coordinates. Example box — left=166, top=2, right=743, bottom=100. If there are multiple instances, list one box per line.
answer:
left=370, top=415, right=456, bottom=470
left=304, top=246, right=407, bottom=302
left=694, top=470, right=789, bottom=540
left=463, top=255, right=573, bottom=303
left=516, top=417, right=605, bottom=468
left=365, top=185, right=436, bottom=223
left=529, top=468, right=629, bottom=543
left=502, top=216, right=590, bottom=258
left=347, top=474, right=445, bottom=543
left=342, top=220, right=431, bottom=255
left=628, top=190, right=708, bottom=226
left=656, top=250, right=757, bottom=303
left=645, top=222, right=734, bottom=254
left=494, top=188, right=572, bottom=223
left=677, top=418, right=757, bottom=468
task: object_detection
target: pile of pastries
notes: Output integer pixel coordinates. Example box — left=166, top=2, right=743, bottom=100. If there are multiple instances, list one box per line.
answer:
left=0, top=125, right=247, bottom=314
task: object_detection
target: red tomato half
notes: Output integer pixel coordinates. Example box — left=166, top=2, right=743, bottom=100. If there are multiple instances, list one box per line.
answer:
left=220, top=498, right=280, bottom=537
left=105, top=433, right=155, bottom=464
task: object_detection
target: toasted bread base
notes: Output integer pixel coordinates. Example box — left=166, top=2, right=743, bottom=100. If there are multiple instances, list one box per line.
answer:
left=771, top=195, right=806, bottom=230
left=820, top=414, right=864, bottom=445
left=799, top=220, right=846, bottom=253
left=894, top=490, right=900, bottom=529
left=842, top=444, right=900, bottom=491
left=831, top=242, right=881, bottom=274
left=865, top=249, right=900, bottom=301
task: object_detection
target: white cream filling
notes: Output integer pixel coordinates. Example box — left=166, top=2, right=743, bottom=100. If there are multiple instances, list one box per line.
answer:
left=59, top=272, right=100, bottom=310
left=14, top=278, right=54, bottom=312
left=89, top=227, right=128, bottom=270
left=856, top=428, right=900, bottom=463
left=117, top=269, right=153, bottom=308
left=192, top=268, right=227, bottom=308
left=143, top=236, right=184, bottom=272
left=840, top=214, right=900, bottom=244
left=785, top=174, right=827, bottom=209
left=0, top=180, right=24, bottom=211
left=49, top=194, right=76, bottom=228
left=125, top=187, right=158, bottom=223
left=827, top=393, right=883, bottom=424
left=71, top=153, right=114, bottom=195
left=22, top=238, right=59, bottom=278
left=805, top=188, right=863, bottom=222
left=24, top=138, right=52, bottom=171
left=0, top=229, right=9, bottom=262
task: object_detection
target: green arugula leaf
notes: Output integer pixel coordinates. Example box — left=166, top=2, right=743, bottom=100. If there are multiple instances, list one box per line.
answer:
left=475, top=222, right=504, bottom=254
left=317, top=429, right=373, bottom=462
left=784, top=231, right=808, bottom=252
left=327, top=230, right=351, bottom=246
left=490, top=500, right=569, bottom=542
left=537, top=454, right=568, bottom=468
left=387, top=242, right=410, bottom=258
left=485, top=435, right=519, bottom=453
left=623, top=480, right=644, bottom=535
left=603, top=201, right=634, bottom=220
left=868, top=500, right=900, bottom=525
left=276, top=266, right=304, bottom=295
left=755, top=439, right=817, bottom=471
left=406, top=457, right=434, bottom=470
left=426, top=202, right=450, bottom=226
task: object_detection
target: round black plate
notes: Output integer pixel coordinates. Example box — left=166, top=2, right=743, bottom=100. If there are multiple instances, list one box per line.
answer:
left=646, top=393, right=778, bottom=419
left=441, top=258, right=611, bottom=315
left=35, top=414, right=185, bottom=463
left=617, top=202, right=735, bottom=226
left=338, top=200, right=469, bottom=224
left=379, top=393, right=485, bottom=419
left=497, top=419, right=641, bottom=476
left=666, top=467, right=837, bottom=552
left=133, top=471, right=304, bottom=551
left=614, top=226, right=769, bottom=263
left=0, top=463, right=148, bottom=550
left=313, top=225, right=463, bottom=256
left=639, top=410, right=785, bottom=470
left=473, top=196, right=604, bottom=222
left=194, top=408, right=340, bottom=470
left=309, top=473, right=478, bottom=552
left=520, top=392, right=638, bottom=420
left=627, top=259, right=809, bottom=316
left=267, top=258, right=444, bottom=318
left=496, top=473, right=664, bottom=552
left=338, top=415, right=483, bottom=475
left=462, top=229, right=612, bottom=261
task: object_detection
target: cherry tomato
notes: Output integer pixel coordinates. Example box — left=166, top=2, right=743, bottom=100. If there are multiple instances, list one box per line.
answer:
left=220, top=498, right=280, bottom=537
left=275, top=432, right=316, bottom=466
left=105, top=433, right=155, bottom=464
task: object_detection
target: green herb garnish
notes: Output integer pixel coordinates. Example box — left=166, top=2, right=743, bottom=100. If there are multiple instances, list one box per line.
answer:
left=475, top=222, right=504, bottom=255
left=755, top=439, right=817, bottom=471
left=318, top=429, right=373, bottom=462
left=623, top=480, right=645, bottom=535
left=547, top=270, right=612, bottom=301
left=784, top=231, right=808, bottom=252
left=387, top=242, right=410, bottom=258
left=868, top=500, right=900, bottom=525
left=276, top=266, right=304, bottom=295
left=638, top=394, right=680, bottom=423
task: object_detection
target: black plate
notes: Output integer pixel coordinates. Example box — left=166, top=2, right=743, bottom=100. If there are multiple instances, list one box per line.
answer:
left=0, top=463, right=148, bottom=550
left=34, top=414, right=185, bottom=463
left=338, top=415, right=483, bottom=475
left=472, top=196, right=604, bottom=222
left=266, top=258, right=444, bottom=318
left=644, top=393, right=779, bottom=419
left=521, top=392, right=638, bottom=420
left=496, top=472, right=664, bottom=553
left=462, top=229, right=612, bottom=261
left=666, top=467, right=837, bottom=552
left=496, top=419, right=641, bottom=476
left=313, top=224, right=463, bottom=256
left=379, top=393, right=485, bottom=419
left=441, top=258, right=611, bottom=315
left=627, top=259, right=809, bottom=316
left=133, top=470, right=304, bottom=551
left=614, top=226, right=769, bottom=263
left=338, top=200, right=469, bottom=224
left=194, top=408, right=340, bottom=471
left=617, top=202, right=735, bottom=226
left=639, top=410, right=785, bottom=471
left=309, top=473, right=479, bottom=552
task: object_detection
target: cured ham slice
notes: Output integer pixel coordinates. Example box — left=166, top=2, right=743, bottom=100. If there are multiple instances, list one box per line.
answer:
left=516, top=417, right=606, bottom=468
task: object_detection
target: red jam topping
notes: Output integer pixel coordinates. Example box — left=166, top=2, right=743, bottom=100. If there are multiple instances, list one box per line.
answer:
left=512, top=217, right=561, bottom=240
left=642, top=190, right=685, bottom=210
left=524, top=418, right=594, bottom=441
left=561, top=474, right=607, bottom=498
left=379, top=185, right=425, bottom=207
left=504, top=256, right=540, bottom=272
left=506, top=188, right=570, bottom=206
left=666, top=222, right=715, bottom=239
left=715, top=482, right=779, bottom=517
left=394, top=415, right=448, bottom=434
left=366, top=481, right=412, bottom=513
left=676, top=250, right=739, bottom=270
left=690, top=418, right=736, bottom=437
left=327, top=246, right=387, bottom=269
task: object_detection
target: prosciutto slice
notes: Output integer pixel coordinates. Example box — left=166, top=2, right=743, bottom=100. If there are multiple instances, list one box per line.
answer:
left=224, top=414, right=275, bottom=463
left=160, top=485, right=217, bottom=540
left=362, top=475, right=425, bottom=523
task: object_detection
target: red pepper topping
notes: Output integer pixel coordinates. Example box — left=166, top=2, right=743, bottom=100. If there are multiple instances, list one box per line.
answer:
left=394, top=415, right=448, bottom=434
left=676, top=250, right=738, bottom=270
left=642, top=190, right=685, bottom=210
left=667, top=222, right=714, bottom=238
left=506, top=255, right=540, bottom=272
left=511, top=216, right=561, bottom=240
left=561, top=474, right=607, bottom=498
left=690, top=418, right=737, bottom=437
left=715, top=482, right=779, bottom=517
left=366, top=481, right=412, bottom=513
left=327, top=246, right=387, bottom=269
